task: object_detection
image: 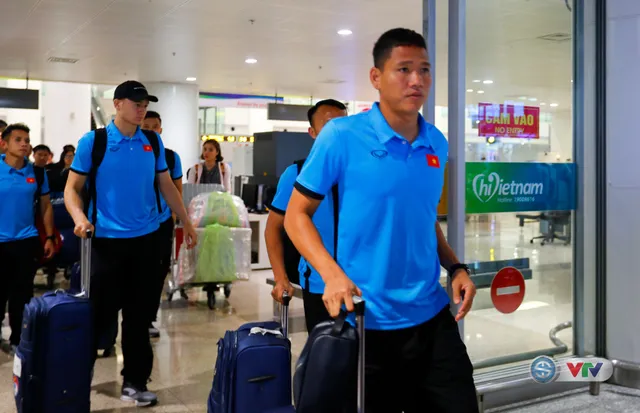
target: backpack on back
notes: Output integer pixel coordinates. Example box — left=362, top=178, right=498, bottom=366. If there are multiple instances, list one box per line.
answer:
left=86, top=128, right=163, bottom=230
left=281, top=159, right=338, bottom=290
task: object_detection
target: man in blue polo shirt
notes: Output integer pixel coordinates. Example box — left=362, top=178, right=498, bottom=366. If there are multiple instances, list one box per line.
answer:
left=142, top=110, right=183, bottom=339
left=285, top=29, right=478, bottom=412
left=0, top=123, right=55, bottom=353
left=64, top=81, right=197, bottom=408
left=265, top=99, right=347, bottom=333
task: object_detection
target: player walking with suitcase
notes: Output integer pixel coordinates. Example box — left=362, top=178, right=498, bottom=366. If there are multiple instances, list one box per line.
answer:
left=0, top=124, right=55, bottom=353
left=266, top=99, right=347, bottom=333
left=285, top=29, right=479, bottom=413
left=64, top=81, right=197, bottom=407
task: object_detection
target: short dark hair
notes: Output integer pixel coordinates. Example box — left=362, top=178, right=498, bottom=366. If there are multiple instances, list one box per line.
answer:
left=33, top=144, right=51, bottom=154
left=373, top=28, right=427, bottom=69
left=145, top=111, right=162, bottom=124
left=307, top=99, right=347, bottom=126
left=1, top=123, right=30, bottom=141
left=0, top=120, right=7, bottom=129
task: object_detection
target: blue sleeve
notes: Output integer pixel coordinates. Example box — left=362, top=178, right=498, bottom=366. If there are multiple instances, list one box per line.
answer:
left=155, top=133, right=168, bottom=173
left=269, top=165, right=298, bottom=214
left=69, top=131, right=95, bottom=175
left=294, top=121, right=345, bottom=200
left=171, top=151, right=183, bottom=180
left=40, top=171, right=50, bottom=196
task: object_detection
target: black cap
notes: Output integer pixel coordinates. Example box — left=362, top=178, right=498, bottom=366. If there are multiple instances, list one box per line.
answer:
left=113, top=81, right=158, bottom=103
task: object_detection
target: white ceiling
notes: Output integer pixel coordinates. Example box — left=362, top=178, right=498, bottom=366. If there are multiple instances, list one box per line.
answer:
left=0, top=0, right=573, bottom=109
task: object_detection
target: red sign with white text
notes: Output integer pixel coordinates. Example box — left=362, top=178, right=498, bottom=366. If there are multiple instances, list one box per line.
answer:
left=491, top=267, right=526, bottom=314
left=477, top=103, right=540, bottom=139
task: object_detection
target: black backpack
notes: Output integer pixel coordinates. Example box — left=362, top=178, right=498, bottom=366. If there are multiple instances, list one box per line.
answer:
left=85, top=128, right=163, bottom=228
left=281, top=159, right=339, bottom=290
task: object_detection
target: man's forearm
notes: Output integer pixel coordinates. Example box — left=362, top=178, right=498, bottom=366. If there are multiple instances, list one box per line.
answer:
left=64, top=187, right=87, bottom=225
left=161, top=180, right=189, bottom=224
left=436, top=221, right=460, bottom=270
left=42, top=202, right=54, bottom=236
left=284, top=211, right=342, bottom=282
left=264, top=213, right=289, bottom=282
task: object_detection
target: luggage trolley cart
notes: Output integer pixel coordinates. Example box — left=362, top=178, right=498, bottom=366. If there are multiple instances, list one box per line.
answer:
left=166, top=224, right=233, bottom=309
left=166, top=183, right=251, bottom=309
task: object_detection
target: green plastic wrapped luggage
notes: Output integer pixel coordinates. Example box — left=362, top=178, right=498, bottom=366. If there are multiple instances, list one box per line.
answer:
left=195, top=224, right=238, bottom=283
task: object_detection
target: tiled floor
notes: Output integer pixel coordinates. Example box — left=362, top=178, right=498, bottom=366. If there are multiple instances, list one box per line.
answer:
left=488, top=384, right=640, bottom=412
left=0, top=214, right=584, bottom=411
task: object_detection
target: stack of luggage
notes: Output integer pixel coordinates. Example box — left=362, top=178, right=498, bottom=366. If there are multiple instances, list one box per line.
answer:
left=207, top=294, right=366, bottom=413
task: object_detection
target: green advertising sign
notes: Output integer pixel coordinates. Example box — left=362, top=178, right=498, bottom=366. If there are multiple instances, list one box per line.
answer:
left=465, top=162, right=576, bottom=214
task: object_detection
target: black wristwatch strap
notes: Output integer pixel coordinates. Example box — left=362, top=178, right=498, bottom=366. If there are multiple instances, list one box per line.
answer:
left=46, top=235, right=56, bottom=241
left=448, top=263, right=470, bottom=276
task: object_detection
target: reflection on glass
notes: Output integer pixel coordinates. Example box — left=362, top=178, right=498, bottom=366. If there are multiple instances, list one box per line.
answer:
left=439, top=0, right=575, bottom=368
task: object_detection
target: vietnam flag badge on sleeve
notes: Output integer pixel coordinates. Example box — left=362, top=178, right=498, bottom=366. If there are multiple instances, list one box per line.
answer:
left=426, top=154, right=440, bottom=168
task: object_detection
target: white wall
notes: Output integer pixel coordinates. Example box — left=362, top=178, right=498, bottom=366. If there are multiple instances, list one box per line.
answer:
left=41, top=81, right=92, bottom=156
left=0, top=80, right=92, bottom=155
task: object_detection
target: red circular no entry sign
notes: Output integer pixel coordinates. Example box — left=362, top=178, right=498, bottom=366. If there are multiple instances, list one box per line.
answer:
left=490, top=267, right=526, bottom=314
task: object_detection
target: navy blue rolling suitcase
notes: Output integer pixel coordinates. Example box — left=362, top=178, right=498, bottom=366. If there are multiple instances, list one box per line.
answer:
left=208, top=294, right=292, bottom=413
left=69, top=262, right=118, bottom=357
left=14, top=233, right=94, bottom=413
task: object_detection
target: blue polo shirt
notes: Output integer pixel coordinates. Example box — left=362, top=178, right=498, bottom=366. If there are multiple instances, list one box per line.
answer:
left=71, top=122, right=169, bottom=239
left=270, top=163, right=335, bottom=294
left=294, top=103, right=450, bottom=331
left=158, top=149, right=183, bottom=223
left=0, top=155, right=50, bottom=242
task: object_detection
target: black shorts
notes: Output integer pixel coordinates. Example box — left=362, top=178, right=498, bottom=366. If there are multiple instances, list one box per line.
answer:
left=365, top=305, right=478, bottom=413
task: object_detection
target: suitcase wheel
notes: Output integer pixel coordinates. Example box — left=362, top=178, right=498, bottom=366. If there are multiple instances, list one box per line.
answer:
left=224, top=284, right=232, bottom=298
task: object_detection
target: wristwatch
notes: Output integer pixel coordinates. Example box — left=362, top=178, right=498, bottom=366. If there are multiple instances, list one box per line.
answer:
left=46, top=235, right=56, bottom=241
left=448, top=263, right=470, bottom=277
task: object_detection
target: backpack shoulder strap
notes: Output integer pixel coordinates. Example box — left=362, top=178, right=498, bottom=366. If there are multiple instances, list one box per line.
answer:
left=293, top=158, right=306, bottom=175
left=33, top=166, right=45, bottom=197
left=141, top=129, right=163, bottom=214
left=165, top=149, right=176, bottom=173
left=142, top=130, right=161, bottom=161
left=87, top=128, right=108, bottom=226
left=91, top=128, right=108, bottom=169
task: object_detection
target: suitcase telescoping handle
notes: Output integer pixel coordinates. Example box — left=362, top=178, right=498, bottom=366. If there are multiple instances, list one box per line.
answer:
left=352, top=296, right=366, bottom=413
left=80, top=230, right=93, bottom=298
left=281, top=291, right=291, bottom=338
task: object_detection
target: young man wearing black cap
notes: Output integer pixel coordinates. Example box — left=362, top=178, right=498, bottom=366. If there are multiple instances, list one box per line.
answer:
left=65, top=81, right=197, bottom=407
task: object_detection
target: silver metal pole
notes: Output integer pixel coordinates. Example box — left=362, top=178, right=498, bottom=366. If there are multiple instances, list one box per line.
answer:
left=448, top=0, right=466, bottom=337
left=423, top=0, right=436, bottom=124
